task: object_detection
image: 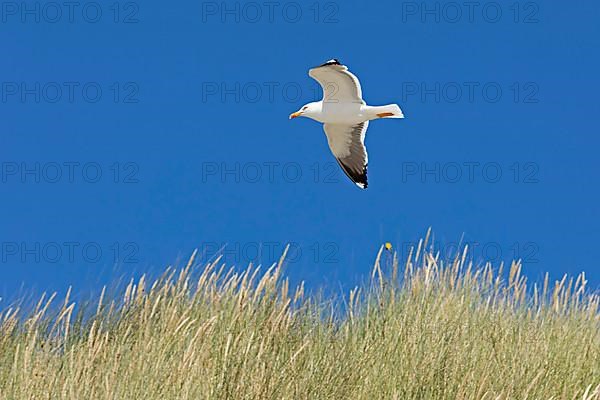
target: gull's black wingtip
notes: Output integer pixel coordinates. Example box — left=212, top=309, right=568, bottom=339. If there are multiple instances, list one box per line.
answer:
left=318, top=59, right=342, bottom=67
left=336, top=159, right=368, bottom=190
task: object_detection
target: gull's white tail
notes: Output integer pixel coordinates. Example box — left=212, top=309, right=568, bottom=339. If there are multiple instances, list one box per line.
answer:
left=372, top=104, right=404, bottom=119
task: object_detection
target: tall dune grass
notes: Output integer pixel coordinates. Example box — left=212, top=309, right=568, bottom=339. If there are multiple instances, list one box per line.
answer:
left=0, top=235, right=599, bottom=399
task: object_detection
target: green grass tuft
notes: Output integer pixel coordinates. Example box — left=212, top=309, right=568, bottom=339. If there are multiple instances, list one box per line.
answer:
left=1, top=236, right=599, bottom=399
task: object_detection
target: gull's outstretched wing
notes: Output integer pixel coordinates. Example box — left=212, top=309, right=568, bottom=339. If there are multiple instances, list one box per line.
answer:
left=309, top=59, right=365, bottom=105
left=323, top=122, right=369, bottom=189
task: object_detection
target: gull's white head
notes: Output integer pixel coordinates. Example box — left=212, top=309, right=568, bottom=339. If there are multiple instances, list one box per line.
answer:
left=289, top=102, right=321, bottom=121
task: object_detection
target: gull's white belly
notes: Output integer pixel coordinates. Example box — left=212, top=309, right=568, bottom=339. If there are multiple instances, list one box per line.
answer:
left=317, top=103, right=371, bottom=125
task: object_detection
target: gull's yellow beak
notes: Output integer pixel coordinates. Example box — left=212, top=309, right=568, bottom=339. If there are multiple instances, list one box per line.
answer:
left=289, top=111, right=302, bottom=120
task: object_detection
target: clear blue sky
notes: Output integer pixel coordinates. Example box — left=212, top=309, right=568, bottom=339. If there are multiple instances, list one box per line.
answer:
left=2, top=0, right=599, bottom=300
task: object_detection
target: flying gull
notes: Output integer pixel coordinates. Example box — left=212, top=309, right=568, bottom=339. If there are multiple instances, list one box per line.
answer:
left=289, top=59, right=404, bottom=189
